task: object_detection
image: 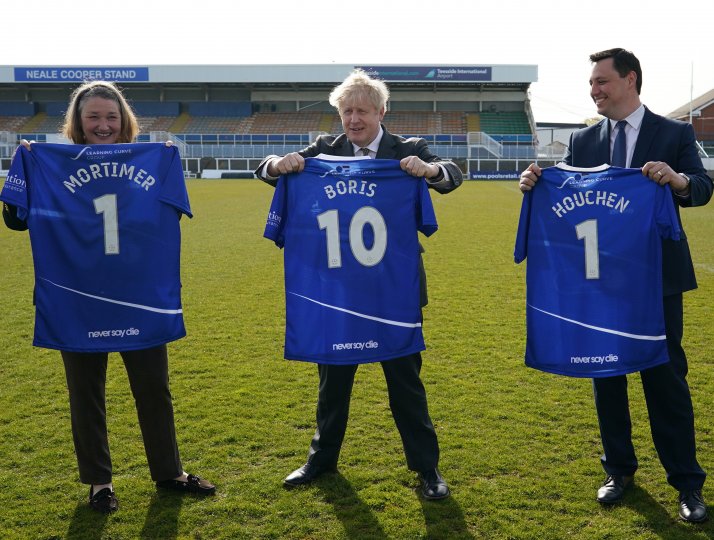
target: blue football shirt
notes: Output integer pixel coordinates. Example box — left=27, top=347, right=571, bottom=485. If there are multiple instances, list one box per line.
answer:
left=264, top=157, right=438, bottom=364
left=514, top=164, right=681, bottom=377
left=0, top=143, right=191, bottom=352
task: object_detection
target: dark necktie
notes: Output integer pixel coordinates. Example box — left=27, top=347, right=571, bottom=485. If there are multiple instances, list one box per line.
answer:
left=360, top=148, right=371, bottom=157
left=611, top=120, right=627, bottom=167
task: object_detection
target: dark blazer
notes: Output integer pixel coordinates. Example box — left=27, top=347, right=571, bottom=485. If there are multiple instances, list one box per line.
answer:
left=255, top=125, right=463, bottom=194
left=564, top=107, right=713, bottom=296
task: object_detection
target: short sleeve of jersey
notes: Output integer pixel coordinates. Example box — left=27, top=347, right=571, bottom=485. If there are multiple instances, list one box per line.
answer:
left=417, top=179, right=438, bottom=237
left=263, top=173, right=288, bottom=247
left=513, top=189, right=532, bottom=263
left=1, top=146, right=32, bottom=220
left=156, top=145, right=192, bottom=218
left=655, top=182, right=681, bottom=241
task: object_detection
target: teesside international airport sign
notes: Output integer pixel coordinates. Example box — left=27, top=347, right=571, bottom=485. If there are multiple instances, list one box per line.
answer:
left=357, top=66, right=492, bottom=82
left=14, top=67, right=150, bottom=82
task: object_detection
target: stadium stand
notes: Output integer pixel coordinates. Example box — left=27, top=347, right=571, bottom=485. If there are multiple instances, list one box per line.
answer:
left=24, top=114, right=63, bottom=134
left=138, top=116, right=177, bottom=133
left=478, top=111, right=531, bottom=135
left=249, top=112, right=325, bottom=134
left=8, top=63, right=646, bottom=176
left=180, top=116, right=245, bottom=133
left=0, top=116, right=30, bottom=132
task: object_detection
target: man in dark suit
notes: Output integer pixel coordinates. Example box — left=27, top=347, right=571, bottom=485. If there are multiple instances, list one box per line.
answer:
left=519, top=48, right=712, bottom=523
left=255, top=69, right=462, bottom=499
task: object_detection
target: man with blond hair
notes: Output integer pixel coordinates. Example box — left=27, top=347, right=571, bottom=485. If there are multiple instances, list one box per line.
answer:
left=256, top=69, right=462, bottom=499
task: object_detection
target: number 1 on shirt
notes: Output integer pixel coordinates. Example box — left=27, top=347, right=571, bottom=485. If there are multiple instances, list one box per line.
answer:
left=575, top=219, right=599, bottom=279
left=94, top=193, right=120, bottom=255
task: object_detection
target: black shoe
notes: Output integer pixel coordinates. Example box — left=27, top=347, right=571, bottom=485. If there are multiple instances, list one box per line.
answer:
left=418, top=469, right=450, bottom=500
left=88, top=486, right=119, bottom=514
left=596, top=475, right=633, bottom=504
left=679, top=489, right=707, bottom=523
left=283, top=462, right=335, bottom=487
left=156, top=473, right=216, bottom=495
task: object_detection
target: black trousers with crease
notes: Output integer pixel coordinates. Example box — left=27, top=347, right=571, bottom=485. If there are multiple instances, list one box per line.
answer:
left=61, top=345, right=183, bottom=484
left=307, top=352, right=440, bottom=472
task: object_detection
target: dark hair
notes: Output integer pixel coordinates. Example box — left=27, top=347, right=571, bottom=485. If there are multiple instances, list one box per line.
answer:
left=589, top=48, right=642, bottom=94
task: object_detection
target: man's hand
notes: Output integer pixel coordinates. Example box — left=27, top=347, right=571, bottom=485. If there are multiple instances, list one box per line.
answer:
left=267, top=153, right=305, bottom=176
left=519, top=163, right=542, bottom=192
left=400, top=156, right=440, bottom=179
left=642, top=161, right=690, bottom=194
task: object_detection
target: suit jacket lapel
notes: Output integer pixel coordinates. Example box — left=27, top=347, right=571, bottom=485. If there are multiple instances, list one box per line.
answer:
left=376, top=125, right=398, bottom=159
left=596, top=120, right=611, bottom=166
left=329, top=134, right=356, bottom=157
left=631, top=107, right=658, bottom=168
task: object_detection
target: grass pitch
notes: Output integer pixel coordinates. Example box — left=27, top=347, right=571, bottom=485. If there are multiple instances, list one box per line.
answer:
left=0, top=180, right=712, bottom=539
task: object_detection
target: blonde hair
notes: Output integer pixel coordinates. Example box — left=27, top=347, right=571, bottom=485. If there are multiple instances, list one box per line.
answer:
left=62, top=81, right=139, bottom=144
left=328, top=69, right=390, bottom=112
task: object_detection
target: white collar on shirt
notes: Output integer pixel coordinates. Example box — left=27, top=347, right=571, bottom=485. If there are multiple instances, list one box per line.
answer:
left=608, top=104, right=645, bottom=133
left=351, top=125, right=384, bottom=157
left=608, top=104, right=645, bottom=167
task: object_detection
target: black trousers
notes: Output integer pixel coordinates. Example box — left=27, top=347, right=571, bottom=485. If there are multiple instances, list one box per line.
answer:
left=307, top=352, right=440, bottom=472
left=593, top=293, right=706, bottom=491
left=61, top=345, right=182, bottom=484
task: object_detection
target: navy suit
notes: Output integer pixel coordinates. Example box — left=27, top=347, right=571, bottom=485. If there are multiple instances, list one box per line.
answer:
left=564, top=107, right=713, bottom=490
left=256, top=126, right=462, bottom=472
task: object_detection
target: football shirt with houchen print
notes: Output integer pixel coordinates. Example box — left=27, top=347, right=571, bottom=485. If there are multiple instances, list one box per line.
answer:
left=514, top=164, right=681, bottom=377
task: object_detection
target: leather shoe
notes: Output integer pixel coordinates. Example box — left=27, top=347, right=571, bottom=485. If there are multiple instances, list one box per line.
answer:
left=596, top=475, right=633, bottom=504
left=679, top=489, right=707, bottom=523
left=283, top=462, right=335, bottom=487
left=418, top=469, right=450, bottom=500
left=89, top=486, right=119, bottom=513
left=156, top=473, right=216, bottom=495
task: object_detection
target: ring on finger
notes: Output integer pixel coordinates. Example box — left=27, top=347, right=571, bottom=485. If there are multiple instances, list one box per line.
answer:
left=656, top=170, right=664, bottom=177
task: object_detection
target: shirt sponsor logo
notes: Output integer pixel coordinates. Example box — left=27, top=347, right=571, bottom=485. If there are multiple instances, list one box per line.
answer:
left=3, top=173, right=26, bottom=191
left=557, top=173, right=617, bottom=189
left=319, top=164, right=377, bottom=178
left=266, top=210, right=282, bottom=227
left=71, top=146, right=133, bottom=161
left=332, top=340, right=379, bottom=352
left=88, top=327, right=141, bottom=339
left=570, top=353, right=619, bottom=365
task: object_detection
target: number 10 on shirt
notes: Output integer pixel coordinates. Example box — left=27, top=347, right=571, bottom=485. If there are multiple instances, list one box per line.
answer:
left=317, top=207, right=387, bottom=268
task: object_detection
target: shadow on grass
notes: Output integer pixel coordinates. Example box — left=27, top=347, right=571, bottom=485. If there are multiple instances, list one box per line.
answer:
left=316, top=472, right=390, bottom=539
left=617, top=484, right=713, bottom=539
left=420, top=494, right=475, bottom=540
left=139, top=490, right=183, bottom=540
left=65, top=502, right=109, bottom=540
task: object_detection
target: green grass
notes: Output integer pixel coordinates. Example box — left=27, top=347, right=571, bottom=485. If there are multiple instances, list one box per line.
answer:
left=0, top=180, right=713, bottom=539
